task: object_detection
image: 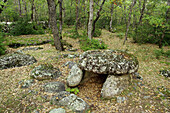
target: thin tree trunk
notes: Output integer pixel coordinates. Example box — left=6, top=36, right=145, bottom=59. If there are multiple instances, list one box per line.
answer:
left=0, top=0, right=8, bottom=14
left=109, top=2, right=114, bottom=32
left=75, top=0, right=80, bottom=33
left=83, top=0, right=86, bottom=29
left=47, top=0, right=64, bottom=51
left=58, top=0, right=63, bottom=39
left=166, top=0, right=170, bottom=23
left=22, top=0, right=27, bottom=16
left=31, top=0, right=34, bottom=21
left=18, top=0, right=22, bottom=17
left=123, top=0, right=137, bottom=45
left=138, top=0, right=147, bottom=24
left=88, top=0, right=93, bottom=39
left=91, top=0, right=106, bottom=37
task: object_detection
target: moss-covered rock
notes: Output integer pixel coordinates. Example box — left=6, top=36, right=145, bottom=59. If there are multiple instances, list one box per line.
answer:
left=79, top=50, right=139, bottom=74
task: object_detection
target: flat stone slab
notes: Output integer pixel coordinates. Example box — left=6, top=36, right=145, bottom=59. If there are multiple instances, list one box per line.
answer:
left=79, top=50, right=139, bottom=74
left=0, top=52, right=37, bottom=69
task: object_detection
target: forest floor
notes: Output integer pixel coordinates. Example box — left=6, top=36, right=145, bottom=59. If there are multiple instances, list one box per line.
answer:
left=0, top=29, right=169, bottom=113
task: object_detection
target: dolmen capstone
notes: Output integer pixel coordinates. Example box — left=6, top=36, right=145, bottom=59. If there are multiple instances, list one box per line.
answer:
left=0, top=52, right=37, bottom=69
left=67, top=50, right=139, bottom=99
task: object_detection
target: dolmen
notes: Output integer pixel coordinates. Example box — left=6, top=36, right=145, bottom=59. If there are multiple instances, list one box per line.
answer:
left=67, top=50, right=139, bottom=99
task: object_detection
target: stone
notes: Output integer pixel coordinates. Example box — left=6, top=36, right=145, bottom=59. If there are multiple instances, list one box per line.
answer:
left=51, top=91, right=89, bottom=113
left=43, top=82, right=65, bottom=93
left=79, top=50, right=139, bottom=74
left=67, top=64, right=83, bottom=87
left=101, top=75, right=130, bottom=99
left=19, top=79, right=35, bottom=88
left=160, top=70, right=170, bottom=77
left=49, top=108, right=65, bottom=113
left=22, top=47, right=43, bottom=51
left=143, top=96, right=150, bottom=99
left=67, top=48, right=78, bottom=52
left=117, top=97, right=127, bottom=103
left=30, top=64, right=62, bottom=80
left=0, top=52, right=37, bottom=69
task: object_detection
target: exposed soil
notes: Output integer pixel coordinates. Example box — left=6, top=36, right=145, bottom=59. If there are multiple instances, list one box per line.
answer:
left=0, top=30, right=169, bottom=113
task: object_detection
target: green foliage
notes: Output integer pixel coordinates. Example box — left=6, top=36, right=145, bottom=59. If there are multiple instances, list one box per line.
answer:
left=66, top=87, right=79, bottom=95
left=80, top=36, right=108, bottom=51
left=0, top=32, right=6, bottom=55
left=116, top=32, right=124, bottom=39
left=9, top=18, right=44, bottom=36
left=154, top=49, right=170, bottom=59
left=93, top=28, right=102, bottom=37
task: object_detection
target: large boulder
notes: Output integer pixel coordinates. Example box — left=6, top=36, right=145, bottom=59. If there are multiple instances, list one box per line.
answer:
left=67, top=64, right=83, bottom=87
left=43, top=82, right=65, bottom=93
left=30, top=64, right=62, bottom=80
left=0, top=52, right=37, bottom=69
left=79, top=50, right=139, bottom=74
left=51, top=91, right=89, bottom=113
left=101, top=75, right=130, bottom=99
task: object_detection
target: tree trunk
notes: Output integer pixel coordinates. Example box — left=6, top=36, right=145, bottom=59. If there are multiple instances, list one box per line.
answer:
left=58, top=0, right=63, bottom=39
left=109, top=2, right=114, bottom=32
left=75, top=0, right=80, bottom=33
left=0, top=0, right=8, bottom=14
left=138, top=0, right=147, bottom=24
left=31, top=0, right=34, bottom=21
left=166, top=0, right=170, bottom=23
left=22, top=0, right=27, bottom=16
left=91, top=0, right=106, bottom=37
left=47, top=0, right=64, bottom=51
left=88, top=0, right=93, bottom=39
left=123, top=0, right=137, bottom=45
left=18, top=0, right=22, bottom=17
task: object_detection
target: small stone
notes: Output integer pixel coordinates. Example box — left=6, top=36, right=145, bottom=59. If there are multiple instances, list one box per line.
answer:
left=19, top=79, right=35, bottom=88
left=43, top=82, right=65, bottom=93
left=117, top=97, right=127, bottom=103
left=143, top=96, right=150, bottom=99
left=49, top=108, right=65, bottom=113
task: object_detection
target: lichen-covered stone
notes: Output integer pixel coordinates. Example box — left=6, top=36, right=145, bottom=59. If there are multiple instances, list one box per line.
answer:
left=51, top=91, right=89, bottom=113
left=19, top=79, right=35, bottom=88
left=49, top=108, right=66, bottom=113
left=43, top=82, right=65, bottom=93
left=30, top=64, right=62, bottom=80
left=101, top=75, right=130, bottom=99
left=79, top=50, right=139, bottom=74
left=67, top=64, right=83, bottom=87
left=0, top=52, right=37, bottom=69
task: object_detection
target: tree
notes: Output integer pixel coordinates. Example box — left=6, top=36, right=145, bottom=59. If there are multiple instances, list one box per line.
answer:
left=58, top=0, right=63, bottom=39
left=75, top=0, right=80, bottom=33
left=109, top=2, right=114, bottom=32
left=47, top=0, right=64, bottom=51
left=0, top=0, right=8, bottom=14
left=88, top=0, right=94, bottom=39
left=123, top=0, right=137, bottom=45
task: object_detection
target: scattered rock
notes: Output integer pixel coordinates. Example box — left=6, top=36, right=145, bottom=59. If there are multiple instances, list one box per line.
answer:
left=117, top=97, right=127, bottom=103
left=19, top=79, right=35, bottom=88
left=22, top=47, right=43, bottom=51
left=63, top=54, right=79, bottom=58
left=43, top=82, right=65, bottom=93
left=133, top=72, right=143, bottom=80
left=101, top=75, right=130, bottom=99
left=67, top=64, right=83, bottom=87
left=51, top=91, right=89, bottom=113
left=143, top=96, right=151, bottom=99
left=67, top=48, right=78, bottom=52
left=63, top=61, right=76, bottom=69
left=49, top=108, right=65, bottom=113
left=160, top=70, right=170, bottom=77
left=30, top=64, right=62, bottom=80
left=79, top=50, right=139, bottom=74
left=0, top=52, right=37, bottom=69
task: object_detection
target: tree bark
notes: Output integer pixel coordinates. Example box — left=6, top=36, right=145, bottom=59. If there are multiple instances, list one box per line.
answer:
left=91, top=0, right=106, bottom=37
left=123, top=0, right=137, bottom=45
left=75, top=0, right=80, bottom=33
left=18, top=0, right=22, bottom=17
left=138, top=0, right=147, bottom=25
left=0, top=0, right=8, bottom=14
left=47, top=0, right=64, bottom=51
left=109, top=2, right=114, bottom=32
left=88, top=0, right=93, bottom=39
left=31, top=0, right=34, bottom=21
left=58, top=0, right=63, bottom=39
left=22, top=0, right=27, bottom=16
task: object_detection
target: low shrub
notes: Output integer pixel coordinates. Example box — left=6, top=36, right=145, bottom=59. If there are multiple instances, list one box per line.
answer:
left=0, top=32, right=6, bottom=55
left=80, top=36, right=108, bottom=51
left=154, top=49, right=170, bottom=59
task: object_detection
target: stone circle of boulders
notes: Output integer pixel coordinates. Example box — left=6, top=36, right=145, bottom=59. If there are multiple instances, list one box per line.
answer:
left=67, top=50, right=139, bottom=99
left=30, top=64, right=62, bottom=80
left=51, top=91, right=89, bottom=113
left=0, top=52, right=37, bottom=69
